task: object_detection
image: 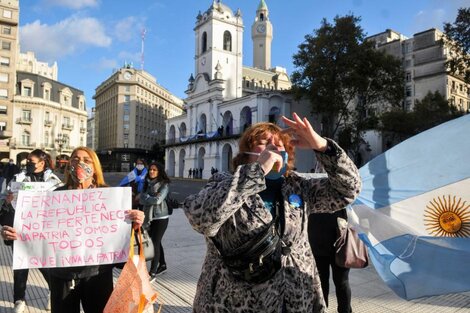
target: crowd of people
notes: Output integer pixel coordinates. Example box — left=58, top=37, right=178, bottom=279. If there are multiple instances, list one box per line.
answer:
left=0, top=113, right=363, bottom=313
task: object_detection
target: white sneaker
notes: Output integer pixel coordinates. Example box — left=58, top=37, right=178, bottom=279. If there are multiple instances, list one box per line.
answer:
left=14, top=300, right=26, bottom=313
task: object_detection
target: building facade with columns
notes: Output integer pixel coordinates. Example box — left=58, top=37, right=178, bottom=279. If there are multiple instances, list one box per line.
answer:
left=165, top=0, right=295, bottom=179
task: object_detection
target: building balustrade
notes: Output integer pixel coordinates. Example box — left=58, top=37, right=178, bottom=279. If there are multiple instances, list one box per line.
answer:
left=44, top=120, right=53, bottom=127
left=80, top=127, right=86, bottom=133
left=16, top=117, right=33, bottom=124
left=166, top=125, right=250, bottom=146
left=62, top=123, right=74, bottom=130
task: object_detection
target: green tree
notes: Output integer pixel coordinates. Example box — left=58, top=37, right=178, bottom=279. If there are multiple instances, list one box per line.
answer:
left=291, top=15, right=403, bottom=162
left=151, top=141, right=166, bottom=164
left=380, top=91, right=463, bottom=145
left=443, top=8, right=470, bottom=83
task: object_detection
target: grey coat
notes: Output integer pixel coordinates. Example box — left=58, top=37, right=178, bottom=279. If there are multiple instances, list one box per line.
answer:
left=139, top=179, right=169, bottom=227
left=183, top=140, right=361, bottom=313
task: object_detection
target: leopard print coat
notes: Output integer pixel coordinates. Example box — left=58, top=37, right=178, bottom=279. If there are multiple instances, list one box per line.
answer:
left=183, top=141, right=361, bottom=313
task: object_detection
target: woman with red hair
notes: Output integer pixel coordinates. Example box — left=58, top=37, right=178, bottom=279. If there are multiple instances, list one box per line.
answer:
left=183, top=113, right=362, bottom=312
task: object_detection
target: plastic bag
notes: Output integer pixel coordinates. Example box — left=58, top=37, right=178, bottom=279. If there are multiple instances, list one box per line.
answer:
left=104, top=228, right=160, bottom=313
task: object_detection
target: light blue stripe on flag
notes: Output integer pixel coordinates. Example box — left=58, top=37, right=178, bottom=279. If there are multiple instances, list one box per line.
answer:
left=351, top=115, right=470, bottom=300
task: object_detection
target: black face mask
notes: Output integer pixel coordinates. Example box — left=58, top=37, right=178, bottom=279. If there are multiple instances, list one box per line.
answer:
left=26, top=162, right=37, bottom=175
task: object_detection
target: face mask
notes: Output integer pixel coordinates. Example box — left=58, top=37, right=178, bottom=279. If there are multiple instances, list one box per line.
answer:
left=265, top=151, right=288, bottom=180
left=136, top=164, right=145, bottom=171
left=26, top=162, right=37, bottom=175
left=70, top=161, right=93, bottom=184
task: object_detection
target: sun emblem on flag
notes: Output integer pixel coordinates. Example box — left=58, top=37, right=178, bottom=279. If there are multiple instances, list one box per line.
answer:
left=424, top=195, right=470, bottom=237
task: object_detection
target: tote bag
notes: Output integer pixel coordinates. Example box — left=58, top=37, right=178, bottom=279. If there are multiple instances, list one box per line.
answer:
left=334, top=217, right=369, bottom=269
left=104, top=228, right=160, bottom=313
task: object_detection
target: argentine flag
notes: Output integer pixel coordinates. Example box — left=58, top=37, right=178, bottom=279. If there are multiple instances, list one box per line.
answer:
left=350, top=114, right=470, bottom=300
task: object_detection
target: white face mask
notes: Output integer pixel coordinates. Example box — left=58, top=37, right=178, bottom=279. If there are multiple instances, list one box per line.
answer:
left=136, top=164, right=145, bottom=171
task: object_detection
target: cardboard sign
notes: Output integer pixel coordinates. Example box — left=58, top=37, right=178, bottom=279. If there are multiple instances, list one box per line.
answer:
left=12, top=187, right=133, bottom=269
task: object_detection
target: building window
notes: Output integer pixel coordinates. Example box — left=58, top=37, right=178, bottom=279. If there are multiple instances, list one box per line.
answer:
left=0, top=105, right=6, bottom=114
left=223, top=31, right=232, bottom=51
left=44, top=89, right=50, bottom=100
left=3, top=9, right=12, bottom=18
left=124, top=95, right=130, bottom=102
left=202, top=32, right=207, bottom=53
left=125, top=85, right=130, bottom=92
left=22, top=131, right=30, bottom=146
left=1, top=41, right=11, bottom=50
left=405, top=72, right=411, bottom=82
left=0, top=73, right=7, bottom=83
left=0, top=89, right=7, bottom=99
left=3, top=26, right=11, bottom=35
left=23, top=86, right=32, bottom=97
left=0, top=121, right=6, bottom=131
left=44, top=131, right=49, bottom=145
left=45, top=111, right=50, bottom=121
left=22, top=110, right=32, bottom=121
left=0, top=56, right=9, bottom=66
left=405, top=86, right=412, bottom=97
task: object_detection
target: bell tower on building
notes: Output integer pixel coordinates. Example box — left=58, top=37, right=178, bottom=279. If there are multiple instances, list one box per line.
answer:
left=251, top=0, right=272, bottom=70
left=190, top=1, right=243, bottom=100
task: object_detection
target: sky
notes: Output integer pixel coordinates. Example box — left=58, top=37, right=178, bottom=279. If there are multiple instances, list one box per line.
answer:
left=19, top=0, right=467, bottom=114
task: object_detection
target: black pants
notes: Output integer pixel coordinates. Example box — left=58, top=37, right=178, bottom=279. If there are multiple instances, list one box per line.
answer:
left=49, top=271, right=113, bottom=313
left=314, top=254, right=352, bottom=313
left=13, top=268, right=50, bottom=302
left=10, top=245, right=50, bottom=302
left=148, top=218, right=168, bottom=273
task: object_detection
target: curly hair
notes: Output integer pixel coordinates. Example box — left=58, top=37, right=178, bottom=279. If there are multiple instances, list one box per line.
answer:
left=232, top=122, right=295, bottom=174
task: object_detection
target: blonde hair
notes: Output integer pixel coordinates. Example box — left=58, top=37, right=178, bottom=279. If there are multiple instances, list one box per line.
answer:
left=64, top=146, right=107, bottom=187
left=232, top=122, right=295, bottom=173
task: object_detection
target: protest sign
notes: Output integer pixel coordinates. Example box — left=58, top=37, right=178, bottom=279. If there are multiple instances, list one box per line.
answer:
left=8, top=181, right=55, bottom=207
left=12, top=187, right=132, bottom=270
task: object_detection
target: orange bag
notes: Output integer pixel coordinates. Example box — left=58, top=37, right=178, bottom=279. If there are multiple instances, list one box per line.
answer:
left=104, top=228, right=160, bottom=313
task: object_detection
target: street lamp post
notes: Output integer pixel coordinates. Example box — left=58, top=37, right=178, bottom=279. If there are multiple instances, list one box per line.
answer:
left=55, top=133, right=66, bottom=171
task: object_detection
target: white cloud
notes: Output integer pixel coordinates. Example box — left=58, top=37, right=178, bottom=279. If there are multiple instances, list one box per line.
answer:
left=118, top=51, right=141, bottom=65
left=45, top=0, right=99, bottom=9
left=114, top=16, right=146, bottom=42
left=20, top=16, right=112, bottom=62
left=96, top=57, right=118, bottom=70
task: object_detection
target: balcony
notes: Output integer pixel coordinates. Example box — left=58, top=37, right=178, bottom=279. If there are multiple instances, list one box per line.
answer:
left=16, top=117, right=33, bottom=125
left=62, top=123, right=73, bottom=130
left=10, top=141, right=36, bottom=149
left=80, top=127, right=86, bottom=133
left=165, top=125, right=247, bottom=147
left=0, top=130, right=12, bottom=139
left=451, top=88, right=458, bottom=95
left=44, top=120, right=53, bottom=127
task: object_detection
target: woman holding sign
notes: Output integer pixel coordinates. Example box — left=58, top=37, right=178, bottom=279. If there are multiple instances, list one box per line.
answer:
left=0, top=149, right=62, bottom=313
left=47, top=147, right=144, bottom=313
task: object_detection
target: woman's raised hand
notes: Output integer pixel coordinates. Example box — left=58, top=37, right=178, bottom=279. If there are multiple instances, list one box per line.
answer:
left=281, top=112, right=327, bottom=152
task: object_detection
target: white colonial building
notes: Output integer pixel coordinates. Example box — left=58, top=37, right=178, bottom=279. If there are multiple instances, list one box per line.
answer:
left=165, top=0, right=301, bottom=179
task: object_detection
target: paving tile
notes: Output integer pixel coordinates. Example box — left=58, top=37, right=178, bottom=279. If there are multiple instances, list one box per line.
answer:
left=1, top=209, right=469, bottom=313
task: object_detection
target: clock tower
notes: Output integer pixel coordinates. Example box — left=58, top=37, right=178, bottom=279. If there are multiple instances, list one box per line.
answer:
left=251, top=0, right=273, bottom=70
left=190, top=1, right=243, bottom=100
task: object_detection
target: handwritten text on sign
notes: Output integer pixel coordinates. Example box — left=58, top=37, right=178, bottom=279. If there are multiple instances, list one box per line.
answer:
left=12, top=187, right=132, bottom=270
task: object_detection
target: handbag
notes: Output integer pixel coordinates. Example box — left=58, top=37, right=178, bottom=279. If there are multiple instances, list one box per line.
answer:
left=211, top=202, right=283, bottom=284
left=134, top=228, right=155, bottom=262
left=104, top=228, right=159, bottom=313
left=215, top=223, right=282, bottom=284
left=334, top=217, right=369, bottom=268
